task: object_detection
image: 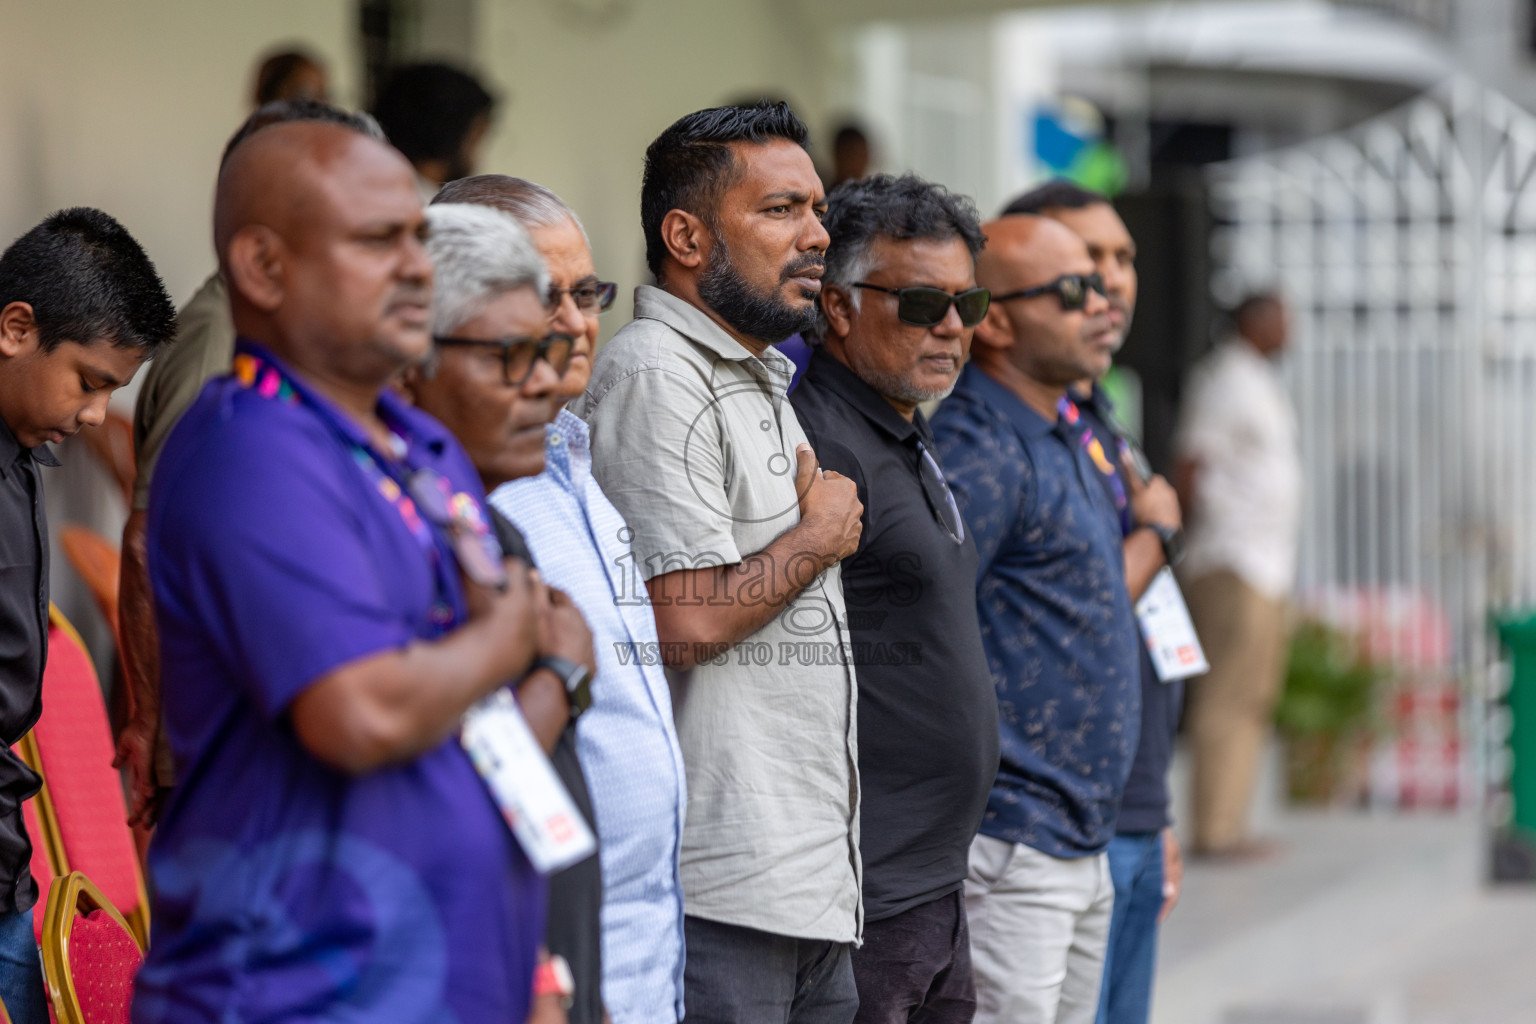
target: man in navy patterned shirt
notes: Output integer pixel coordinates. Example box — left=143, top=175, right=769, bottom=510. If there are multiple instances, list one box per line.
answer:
left=931, top=215, right=1179, bottom=1024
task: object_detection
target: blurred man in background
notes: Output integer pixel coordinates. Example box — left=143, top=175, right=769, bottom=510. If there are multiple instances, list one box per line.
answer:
left=1175, top=292, right=1302, bottom=859
left=793, top=173, right=998, bottom=1023
left=372, top=62, right=497, bottom=200
left=251, top=46, right=329, bottom=106
left=575, top=102, right=865, bottom=1022
left=0, top=208, right=174, bottom=1024
left=436, top=174, right=689, bottom=1024
left=934, top=215, right=1176, bottom=1024
left=828, top=123, right=873, bottom=191
left=117, top=99, right=386, bottom=828
left=134, top=117, right=548, bottom=1023
left=1003, top=181, right=1185, bottom=1024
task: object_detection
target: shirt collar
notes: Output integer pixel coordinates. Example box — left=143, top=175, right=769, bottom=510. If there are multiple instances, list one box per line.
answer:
left=550, top=406, right=589, bottom=452
left=1069, top=379, right=1115, bottom=421
left=805, top=346, right=921, bottom=445
left=0, top=414, right=60, bottom=479
left=543, top=407, right=590, bottom=484
left=632, top=284, right=796, bottom=390
left=233, top=337, right=449, bottom=460
left=954, top=362, right=1055, bottom=440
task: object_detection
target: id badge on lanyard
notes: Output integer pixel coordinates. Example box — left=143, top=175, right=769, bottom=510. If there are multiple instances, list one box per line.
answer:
left=1135, top=568, right=1210, bottom=682
left=461, top=689, right=597, bottom=873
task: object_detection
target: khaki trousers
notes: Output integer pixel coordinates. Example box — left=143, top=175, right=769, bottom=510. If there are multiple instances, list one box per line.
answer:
left=1183, top=569, right=1290, bottom=853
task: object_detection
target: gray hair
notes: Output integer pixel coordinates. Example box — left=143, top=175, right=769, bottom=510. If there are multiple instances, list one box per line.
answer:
left=432, top=174, right=590, bottom=247
left=425, top=202, right=550, bottom=336
left=818, top=173, right=985, bottom=338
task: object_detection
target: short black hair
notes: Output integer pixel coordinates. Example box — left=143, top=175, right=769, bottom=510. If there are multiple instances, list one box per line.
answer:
left=0, top=208, right=176, bottom=354
left=1000, top=179, right=1109, bottom=217
left=220, top=98, right=384, bottom=170
left=822, top=173, right=985, bottom=302
left=371, top=63, right=496, bottom=169
left=641, top=101, right=810, bottom=277
left=253, top=48, right=323, bottom=106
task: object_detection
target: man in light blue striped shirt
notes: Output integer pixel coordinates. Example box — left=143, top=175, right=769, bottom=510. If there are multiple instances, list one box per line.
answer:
left=436, top=175, right=688, bottom=1024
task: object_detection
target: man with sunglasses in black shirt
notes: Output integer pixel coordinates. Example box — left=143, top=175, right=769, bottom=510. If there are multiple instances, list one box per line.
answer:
left=792, top=174, right=999, bottom=1024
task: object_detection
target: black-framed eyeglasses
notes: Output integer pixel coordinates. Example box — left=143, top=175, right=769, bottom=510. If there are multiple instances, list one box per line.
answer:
left=991, top=272, right=1106, bottom=312
left=852, top=283, right=992, bottom=328
left=548, top=280, right=618, bottom=314
left=915, top=441, right=965, bottom=545
left=433, top=333, right=577, bottom=386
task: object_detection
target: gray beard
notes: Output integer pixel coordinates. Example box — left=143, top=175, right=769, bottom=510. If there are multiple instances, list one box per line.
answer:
left=855, top=363, right=958, bottom=406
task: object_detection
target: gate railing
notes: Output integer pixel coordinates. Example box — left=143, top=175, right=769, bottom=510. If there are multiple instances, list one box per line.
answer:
left=1207, top=79, right=1536, bottom=808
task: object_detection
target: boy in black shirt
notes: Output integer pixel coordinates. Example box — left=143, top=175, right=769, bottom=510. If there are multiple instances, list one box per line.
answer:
left=0, top=208, right=174, bottom=1023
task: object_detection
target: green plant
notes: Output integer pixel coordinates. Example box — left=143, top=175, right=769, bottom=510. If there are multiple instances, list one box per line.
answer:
left=1276, top=619, right=1387, bottom=803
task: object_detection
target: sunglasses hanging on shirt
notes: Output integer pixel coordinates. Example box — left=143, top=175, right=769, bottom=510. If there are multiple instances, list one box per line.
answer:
left=915, top=441, right=966, bottom=545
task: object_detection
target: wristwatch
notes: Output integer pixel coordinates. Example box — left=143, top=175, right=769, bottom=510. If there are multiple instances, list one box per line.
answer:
left=1147, top=523, right=1185, bottom=569
left=534, top=656, right=593, bottom=720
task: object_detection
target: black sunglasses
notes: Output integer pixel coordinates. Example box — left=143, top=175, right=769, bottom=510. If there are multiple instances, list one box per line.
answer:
left=433, top=333, right=577, bottom=387
left=915, top=441, right=965, bottom=545
left=548, top=280, right=618, bottom=314
left=992, top=272, right=1106, bottom=312
left=852, top=283, right=992, bottom=328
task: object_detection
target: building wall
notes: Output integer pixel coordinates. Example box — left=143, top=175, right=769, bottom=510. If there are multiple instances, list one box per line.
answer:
left=0, top=0, right=358, bottom=673
left=472, top=0, right=836, bottom=334
left=0, top=0, right=358, bottom=315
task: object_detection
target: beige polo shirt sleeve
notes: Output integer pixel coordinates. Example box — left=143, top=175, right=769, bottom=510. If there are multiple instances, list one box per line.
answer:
left=583, top=364, right=743, bottom=579
left=131, top=274, right=235, bottom=511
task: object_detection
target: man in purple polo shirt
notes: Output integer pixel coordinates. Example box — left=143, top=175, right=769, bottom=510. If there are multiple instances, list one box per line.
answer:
left=133, top=119, right=550, bottom=1023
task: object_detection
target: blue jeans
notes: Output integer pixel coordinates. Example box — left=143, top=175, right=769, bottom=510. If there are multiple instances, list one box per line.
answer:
left=0, top=909, right=45, bottom=1024
left=1094, top=833, right=1163, bottom=1024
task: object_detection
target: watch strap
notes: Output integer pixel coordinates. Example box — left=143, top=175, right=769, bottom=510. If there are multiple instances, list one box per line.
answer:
left=534, top=656, right=593, bottom=718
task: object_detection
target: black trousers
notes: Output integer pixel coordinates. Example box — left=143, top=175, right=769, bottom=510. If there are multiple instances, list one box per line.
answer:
left=682, top=915, right=859, bottom=1024
left=851, top=889, right=976, bottom=1024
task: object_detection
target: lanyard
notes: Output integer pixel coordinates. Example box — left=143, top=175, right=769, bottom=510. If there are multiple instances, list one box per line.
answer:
left=233, top=348, right=473, bottom=635
left=1059, top=395, right=1134, bottom=536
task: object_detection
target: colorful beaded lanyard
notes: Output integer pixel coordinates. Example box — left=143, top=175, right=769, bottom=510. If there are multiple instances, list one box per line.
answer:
left=1059, top=396, right=1134, bottom=536
left=233, top=350, right=491, bottom=634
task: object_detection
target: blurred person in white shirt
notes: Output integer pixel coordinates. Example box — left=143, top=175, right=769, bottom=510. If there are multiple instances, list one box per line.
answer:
left=1173, top=292, right=1301, bottom=858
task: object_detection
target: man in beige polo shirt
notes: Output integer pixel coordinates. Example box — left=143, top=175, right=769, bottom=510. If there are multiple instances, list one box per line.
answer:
left=574, top=102, right=865, bottom=1023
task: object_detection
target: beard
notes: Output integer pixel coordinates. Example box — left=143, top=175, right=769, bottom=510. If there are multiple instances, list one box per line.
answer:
left=856, top=362, right=959, bottom=406
left=697, top=233, right=821, bottom=345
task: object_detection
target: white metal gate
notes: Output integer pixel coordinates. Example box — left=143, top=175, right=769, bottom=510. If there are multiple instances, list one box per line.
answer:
left=1207, top=79, right=1536, bottom=807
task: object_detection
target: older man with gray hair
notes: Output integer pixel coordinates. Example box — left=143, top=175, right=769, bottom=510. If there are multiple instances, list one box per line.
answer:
left=405, top=200, right=604, bottom=1019
left=791, top=173, right=998, bottom=1023
left=431, top=177, right=689, bottom=1024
